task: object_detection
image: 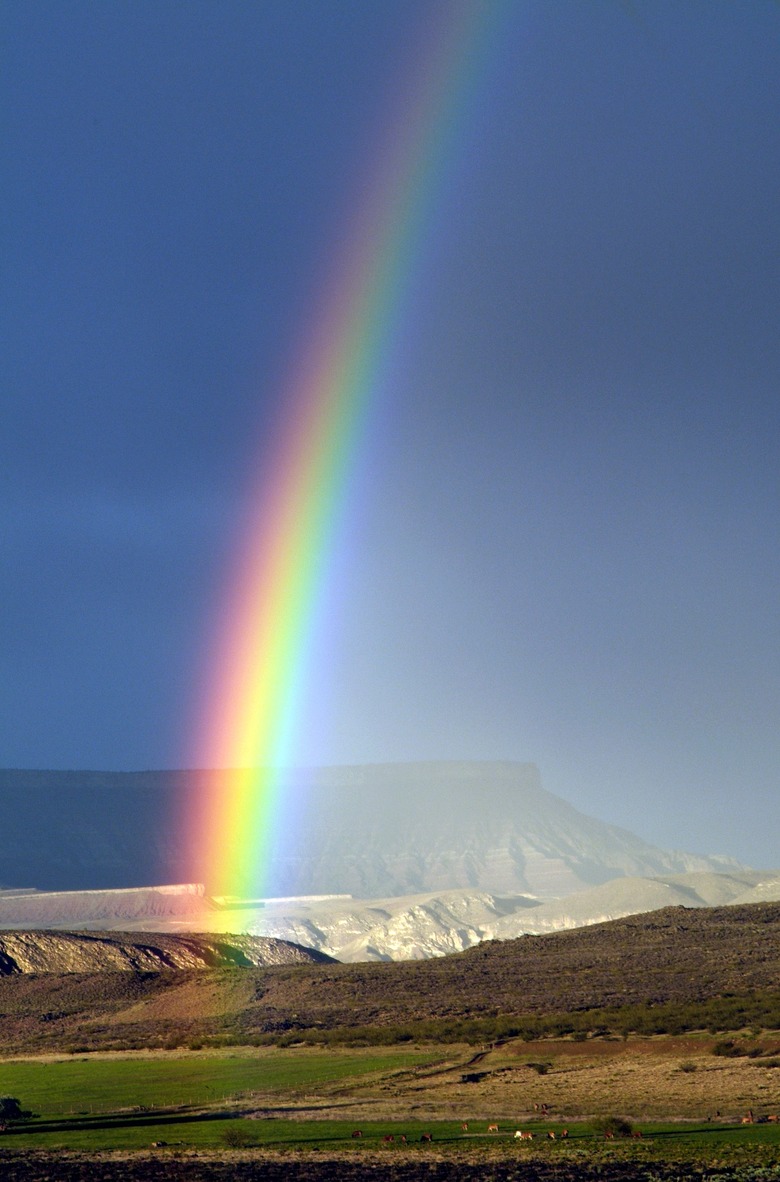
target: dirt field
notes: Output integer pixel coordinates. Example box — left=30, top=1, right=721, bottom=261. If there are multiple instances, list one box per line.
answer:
left=235, top=1035, right=780, bottom=1124
left=0, top=1150, right=770, bottom=1182
left=4, top=1036, right=780, bottom=1179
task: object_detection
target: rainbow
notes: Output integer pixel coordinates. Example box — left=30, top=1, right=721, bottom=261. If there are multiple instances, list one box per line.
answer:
left=184, top=2, right=511, bottom=899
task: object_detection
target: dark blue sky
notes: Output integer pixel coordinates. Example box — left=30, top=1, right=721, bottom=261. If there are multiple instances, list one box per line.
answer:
left=3, top=1, right=779, bottom=868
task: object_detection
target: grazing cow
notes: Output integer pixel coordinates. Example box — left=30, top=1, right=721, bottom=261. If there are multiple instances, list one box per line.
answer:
left=604, top=1131, right=615, bottom=1140
left=399, top=1135, right=407, bottom=1143
left=768, top=1115, right=779, bottom=1124
left=487, top=1123, right=499, bottom=1133
left=560, top=1129, right=568, bottom=1139
left=514, top=1130, right=533, bottom=1140
left=420, top=1132, right=433, bottom=1142
left=461, top=1122, right=469, bottom=1131
left=742, top=1111, right=755, bottom=1125
left=382, top=1134, right=394, bottom=1142
left=351, top=1130, right=363, bottom=1138
left=547, top=1131, right=556, bottom=1140
left=632, top=1131, right=643, bottom=1140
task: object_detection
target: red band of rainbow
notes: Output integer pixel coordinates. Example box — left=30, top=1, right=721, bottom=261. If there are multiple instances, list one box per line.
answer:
left=183, top=2, right=511, bottom=898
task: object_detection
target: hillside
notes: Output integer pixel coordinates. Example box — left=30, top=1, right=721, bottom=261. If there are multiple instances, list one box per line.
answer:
left=0, top=764, right=744, bottom=898
left=0, top=902, right=778, bottom=1056
left=2, top=870, right=773, bottom=963
left=241, top=868, right=775, bottom=960
left=0, top=930, right=333, bottom=974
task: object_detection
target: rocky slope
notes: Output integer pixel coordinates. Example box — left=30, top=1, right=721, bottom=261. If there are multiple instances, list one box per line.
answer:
left=0, top=903, right=779, bottom=1057
left=242, top=868, right=776, bottom=960
left=1, top=870, right=776, bottom=962
left=0, top=883, right=212, bottom=926
left=0, top=930, right=333, bottom=974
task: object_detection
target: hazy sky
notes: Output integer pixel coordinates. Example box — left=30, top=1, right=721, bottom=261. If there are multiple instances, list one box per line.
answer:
left=3, top=1, right=779, bottom=868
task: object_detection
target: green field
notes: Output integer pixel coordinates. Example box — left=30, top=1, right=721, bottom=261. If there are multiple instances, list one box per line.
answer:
left=2, top=1046, right=780, bottom=1167
left=0, top=1047, right=438, bottom=1116
left=4, top=1113, right=780, bottom=1158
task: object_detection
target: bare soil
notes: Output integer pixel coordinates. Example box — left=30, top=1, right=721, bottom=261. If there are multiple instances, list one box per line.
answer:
left=229, top=1035, right=780, bottom=1124
left=0, top=1150, right=753, bottom=1182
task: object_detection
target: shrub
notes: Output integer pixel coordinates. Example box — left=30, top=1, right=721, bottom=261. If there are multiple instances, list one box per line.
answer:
left=0, top=1097, right=24, bottom=1121
left=221, top=1126, right=252, bottom=1148
left=594, top=1116, right=633, bottom=1137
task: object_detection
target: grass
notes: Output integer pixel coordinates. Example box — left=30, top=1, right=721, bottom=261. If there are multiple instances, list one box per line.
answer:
left=0, top=1046, right=439, bottom=1116
left=2, top=1040, right=780, bottom=1162
left=5, top=1115, right=780, bottom=1156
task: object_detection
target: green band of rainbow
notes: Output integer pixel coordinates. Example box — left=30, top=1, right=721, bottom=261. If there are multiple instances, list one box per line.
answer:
left=185, top=2, right=511, bottom=899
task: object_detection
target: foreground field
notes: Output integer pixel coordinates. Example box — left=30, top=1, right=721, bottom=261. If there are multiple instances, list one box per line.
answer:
left=3, top=1036, right=780, bottom=1127
left=3, top=905, right=780, bottom=1176
left=1, top=1037, right=780, bottom=1168
left=2, top=1128, right=780, bottom=1182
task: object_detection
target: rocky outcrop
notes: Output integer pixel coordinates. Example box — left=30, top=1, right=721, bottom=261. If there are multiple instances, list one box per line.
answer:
left=0, top=929, right=334, bottom=974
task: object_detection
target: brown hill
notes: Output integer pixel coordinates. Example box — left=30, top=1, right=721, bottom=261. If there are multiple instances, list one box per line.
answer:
left=0, top=930, right=334, bottom=974
left=0, top=902, right=778, bottom=1055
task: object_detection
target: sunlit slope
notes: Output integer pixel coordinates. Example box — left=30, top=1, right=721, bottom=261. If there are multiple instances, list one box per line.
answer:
left=0, top=902, right=779, bottom=1057
left=0, top=930, right=334, bottom=974
left=242, top=870, right=772, bottom=961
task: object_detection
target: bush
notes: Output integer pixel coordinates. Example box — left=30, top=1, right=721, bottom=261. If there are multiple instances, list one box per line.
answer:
left=0, top=1097, right=22, bottom=1121
left=594, top=1116, right=633, bottom=1137
left=221, top=1126, right=252, bottom=1148
left=713, top=1041, right=741, bottom=1057
left=0, top=1097, right=32, bottom=1121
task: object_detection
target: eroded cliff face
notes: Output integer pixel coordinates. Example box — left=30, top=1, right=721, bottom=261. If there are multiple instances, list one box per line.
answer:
left=0, top=930, right=334, bottom=974
left=0, top=763, right=746, bottom=898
